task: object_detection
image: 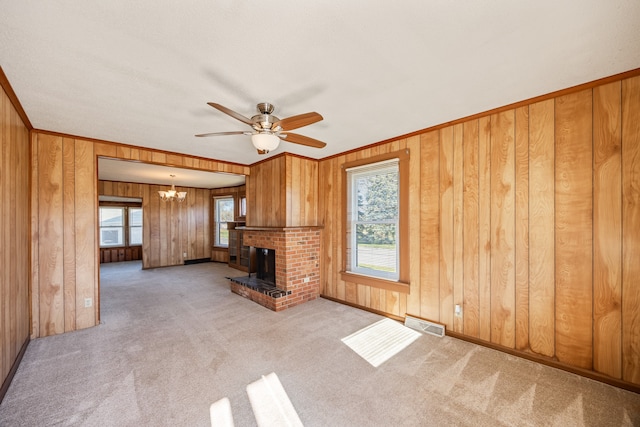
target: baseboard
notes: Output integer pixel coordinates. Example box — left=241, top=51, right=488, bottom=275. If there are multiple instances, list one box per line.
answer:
left=0, top=337, right=30, bottom=404
left=184, top=258, right=211, bottom=265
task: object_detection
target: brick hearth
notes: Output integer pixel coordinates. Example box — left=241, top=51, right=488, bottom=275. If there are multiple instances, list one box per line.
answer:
left=228, top=226, right=321, bottom=311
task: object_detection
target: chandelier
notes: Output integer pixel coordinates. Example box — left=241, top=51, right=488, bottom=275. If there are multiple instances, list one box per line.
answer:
left=158, top=174, right=187, bottom=202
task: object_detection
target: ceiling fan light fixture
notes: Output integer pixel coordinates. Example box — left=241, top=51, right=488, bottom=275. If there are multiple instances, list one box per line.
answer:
left=251, top=132, right=280, bottom=153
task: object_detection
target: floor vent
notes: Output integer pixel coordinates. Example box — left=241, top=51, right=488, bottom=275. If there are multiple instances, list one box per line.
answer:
left=184, top=258, right=211, bottom=265
left=404, top=315, right=445, bottom=338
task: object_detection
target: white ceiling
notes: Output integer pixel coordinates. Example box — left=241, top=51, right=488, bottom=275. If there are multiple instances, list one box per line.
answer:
left=2, top=1, right=639, bottom=168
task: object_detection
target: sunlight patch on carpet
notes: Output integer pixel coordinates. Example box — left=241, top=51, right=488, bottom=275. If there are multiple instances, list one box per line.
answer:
left=246, top=372, right=303, bottom=427
left=210, top=397, right=234, bottom=427
left=341, top=318, right=422, bottom=367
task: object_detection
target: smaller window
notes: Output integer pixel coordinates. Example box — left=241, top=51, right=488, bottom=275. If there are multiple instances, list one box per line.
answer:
left=215, top=197, right=234, bottom=246
left=129, top=207, right=143, bottom=246
left=239, top=196, right=247, bottom=218
left=100, top=207, right=124, bottom=247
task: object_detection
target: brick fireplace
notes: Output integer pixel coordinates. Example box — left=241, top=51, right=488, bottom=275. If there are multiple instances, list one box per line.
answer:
left=228, top=226, right=321, bottom=311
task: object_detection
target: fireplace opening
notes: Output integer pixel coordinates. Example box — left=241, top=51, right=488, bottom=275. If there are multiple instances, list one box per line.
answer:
left=256, top=248, right=276, bottom=286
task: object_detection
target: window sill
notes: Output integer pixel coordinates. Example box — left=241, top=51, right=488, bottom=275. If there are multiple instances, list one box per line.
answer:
left=340, top=271, right=410, bottom=294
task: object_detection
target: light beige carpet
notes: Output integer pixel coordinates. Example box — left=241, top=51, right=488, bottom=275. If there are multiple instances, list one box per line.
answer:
left=0, top=261, right=638, bottom=426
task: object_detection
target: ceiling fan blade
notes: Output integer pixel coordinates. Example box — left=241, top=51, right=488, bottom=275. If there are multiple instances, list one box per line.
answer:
left=207, top=103, right=253, bottom=126
left=274, top=112, right=323, bottom=131
left=195, top=131, right=249, bottom=137
left=280, top=132, right=326, bottom=148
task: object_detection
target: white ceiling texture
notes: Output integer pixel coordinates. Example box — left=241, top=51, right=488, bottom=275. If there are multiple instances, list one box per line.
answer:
left=1, top=1, right=639, bottom=186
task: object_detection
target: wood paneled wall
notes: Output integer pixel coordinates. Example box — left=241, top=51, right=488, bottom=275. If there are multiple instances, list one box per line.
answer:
left=318, top=74, right=640, bottom=386
left=247, top=154, right=318, bottom=227
left=99, top=180, right=211, bottom=268
left=31, top=132, right=249, bottom=338
left=0, top=81, right=30, bottom=397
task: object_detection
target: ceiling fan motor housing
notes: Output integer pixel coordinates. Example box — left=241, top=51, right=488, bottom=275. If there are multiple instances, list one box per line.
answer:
left=251, top=113, right=281, bottom=132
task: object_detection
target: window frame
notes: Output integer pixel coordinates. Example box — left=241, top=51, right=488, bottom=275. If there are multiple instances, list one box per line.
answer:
left=340, top=150, right=410, bottom=293
left=214, top=196, right=235, bottom=247
left=99, top=205, right=143, bottom=248
left=128, top=207, right=143, bottom=246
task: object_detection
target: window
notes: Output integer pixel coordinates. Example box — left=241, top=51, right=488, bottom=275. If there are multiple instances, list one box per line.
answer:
left=99, top=206, right=143, bottom=248
left=215, top=197, right=234, bottom=246
left=239, top=195, right=247, bottom=218
left=129, top=207, right=143, bottom=245
left=347, top=159, right=399, bottom=280
left=100, top=207, right=124, bottom=247
left=342, top=150, right=409, bottom=292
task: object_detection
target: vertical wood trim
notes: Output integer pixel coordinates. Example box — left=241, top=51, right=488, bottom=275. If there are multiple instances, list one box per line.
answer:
left=1, top=89, right=8, bottom=375
left=420, top=131, right=440, bottom=321
left=478, top=116, right=492, bottom=342
left=463, top=119, right=480, bottom=337
left=195, top=189, right=205, bottom=259
left=62, top=138, right=76, bottom=332
left=75, top=139, right=96, bottom=329
left=593, top=81, right=622, bottom=379
left=555, top=89, right=593, bottom=369
left=188, top=185, right=196, bottom=260
left=514, top=106, right=530, bottom=351
left=0, top=82, right=30, bottom=386
left=490, top=110, right=516, bottom=348
left=30, top=133, right=40, bottom=338
left=621, top=76, right=640, bottom=383
left=528, top=99, right=556, bottom=357
left=452, top=124, right=464, bottom=332
left=439, top=127, right=455, bottom=329
left=142, top=185, right=151, bottom=269
left=407, top=135, right=421, bottom=316
left=37, top=134, right=64, bottom=336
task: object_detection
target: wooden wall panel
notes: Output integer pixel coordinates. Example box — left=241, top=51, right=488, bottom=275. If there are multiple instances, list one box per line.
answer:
left=452, top=124, right=464, bottom=333
left=62, top=138, right=76, bottom=332
left=0, top=84, right=30, bottom=393
left=477, top=116, right=492, bottom=342
left=462, top=120, right=479, bottom=337
left=514, top=106, right=529, bottom=351
left=37, top=134, right=65, bottom=336
left=528, top=99, right=555, bottom=357
left=407, top=135, right=421, bottom=316
left=248, top=156, right=285, bottom=227
left=490, top=110, right=515, bottom=348
left=554, top=89, right=593, bottom=369
left=419, top=131, right=440, bottom=321
left=593, top=81, right=622, bottom=378
left=439, top=126, right=455, bottom=330
left=249, top=154, right=318, bottom=228
left=621, top=76, right=640, bottom=384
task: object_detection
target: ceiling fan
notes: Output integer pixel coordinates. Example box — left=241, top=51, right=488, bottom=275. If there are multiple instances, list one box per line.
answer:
left=196, top=102, right=326, bottom=154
